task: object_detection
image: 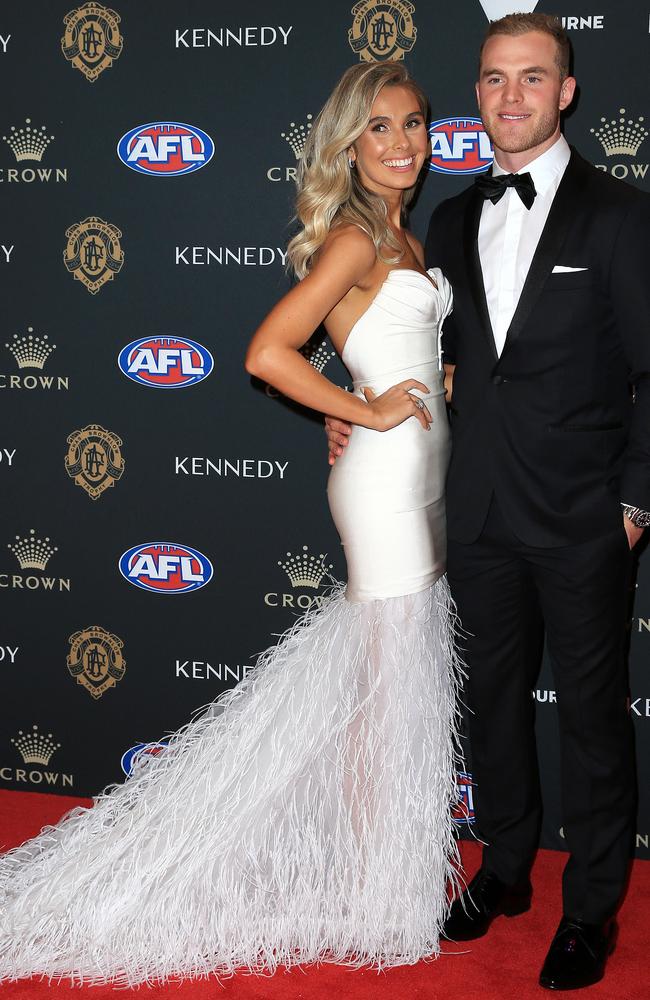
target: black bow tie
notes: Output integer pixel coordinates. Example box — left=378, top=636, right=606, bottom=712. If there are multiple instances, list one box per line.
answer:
left=474, top=170, right=537, bottom=210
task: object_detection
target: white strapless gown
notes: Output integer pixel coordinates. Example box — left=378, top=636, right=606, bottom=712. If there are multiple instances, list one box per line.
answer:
left=0, top=268, right=463, bottom=985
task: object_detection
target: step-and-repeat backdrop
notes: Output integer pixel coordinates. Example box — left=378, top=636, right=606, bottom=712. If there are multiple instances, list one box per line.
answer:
left=1, top=1, right=648, bottom=858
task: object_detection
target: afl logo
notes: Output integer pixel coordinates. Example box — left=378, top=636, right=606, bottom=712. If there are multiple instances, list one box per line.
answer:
left=428, top=117, right=493, bottom=175
left=121, top=740, right=170, bottom=777
left=119, top=542, right=213, bottom=594
left=117, top=122, right=214, bottom=176
left=452, top=771, right=476, bottom=825
left=118, top=336, right=214, bottom=389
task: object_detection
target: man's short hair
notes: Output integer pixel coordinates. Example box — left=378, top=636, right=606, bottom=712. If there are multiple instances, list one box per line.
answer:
left=479, top=13, right=571, bottom=80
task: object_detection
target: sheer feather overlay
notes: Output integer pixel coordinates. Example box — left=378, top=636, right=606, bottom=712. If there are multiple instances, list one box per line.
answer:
left=0, top=578, right=464, bottom=986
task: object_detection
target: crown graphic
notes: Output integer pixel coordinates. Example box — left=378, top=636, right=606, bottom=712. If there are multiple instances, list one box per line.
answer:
left=11, top=725, right=61, bottom=765
left=278, top=545, right=333, bottom=588
left=590, top=108, right=648, bottom=157
left=281, top=115, right=313, bottom=160
left=5, top=328, right=56, bottom=369
left=2, top=119, right=55, bottom=162
left=8, top=529, right=58, bottom=570
left=300, top=339, right=337, bottom=373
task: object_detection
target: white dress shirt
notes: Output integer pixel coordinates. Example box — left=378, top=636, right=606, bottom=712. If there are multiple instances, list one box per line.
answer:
left=478, top=134, right=571, bottom=356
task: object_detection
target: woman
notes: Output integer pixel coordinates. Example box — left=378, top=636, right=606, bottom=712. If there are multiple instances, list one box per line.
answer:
left=0, top=63, right=462, bottom=985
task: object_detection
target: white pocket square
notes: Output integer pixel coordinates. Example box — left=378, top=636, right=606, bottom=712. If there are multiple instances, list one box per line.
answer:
left=552, top=265, right=588, bottom=273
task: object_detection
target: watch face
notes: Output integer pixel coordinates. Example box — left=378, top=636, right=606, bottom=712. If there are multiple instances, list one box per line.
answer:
left=624, top=507, right=650, bottom=528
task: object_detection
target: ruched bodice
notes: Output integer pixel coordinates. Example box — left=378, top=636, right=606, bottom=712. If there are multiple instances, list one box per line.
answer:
left=328, top=267, right=453, bottom=603
left=342, top=266, right=452, bottom=390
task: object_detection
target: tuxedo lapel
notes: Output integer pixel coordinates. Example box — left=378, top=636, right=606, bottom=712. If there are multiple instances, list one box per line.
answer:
left=498, top=151, right=587, bottom=360
left=462, top=187, right=498, bottom=362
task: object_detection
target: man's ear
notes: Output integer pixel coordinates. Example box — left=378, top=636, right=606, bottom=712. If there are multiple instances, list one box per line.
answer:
left=559, top=76, right=577, bottom=112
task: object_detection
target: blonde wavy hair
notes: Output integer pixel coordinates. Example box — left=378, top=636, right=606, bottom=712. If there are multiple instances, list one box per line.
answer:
left=287, top=62, right=429, bottom=279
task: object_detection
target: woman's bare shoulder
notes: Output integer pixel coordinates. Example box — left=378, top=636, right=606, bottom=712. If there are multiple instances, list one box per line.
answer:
left=322, top=223, right=375, bottom=255
left=313, top=225, right=377, bottom=282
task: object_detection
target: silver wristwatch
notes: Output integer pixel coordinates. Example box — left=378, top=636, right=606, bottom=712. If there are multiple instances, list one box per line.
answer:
left=621, top=504, right=650, bottom=528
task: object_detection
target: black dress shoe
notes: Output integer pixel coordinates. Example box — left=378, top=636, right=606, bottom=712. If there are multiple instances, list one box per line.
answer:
left=539, top=916, right=616, bottom=991
left=442, top=868, right=532, bottom=941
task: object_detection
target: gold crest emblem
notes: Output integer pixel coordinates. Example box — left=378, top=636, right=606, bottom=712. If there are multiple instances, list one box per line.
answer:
left=61, top=3, right=123, bottom=82
left=65, top=423, right=125, bottom=499
left=64, top=217, right=124, bottom=294
left=349, top=0, right=417, bottom=62
left=67, top=626, right=126, bottom=699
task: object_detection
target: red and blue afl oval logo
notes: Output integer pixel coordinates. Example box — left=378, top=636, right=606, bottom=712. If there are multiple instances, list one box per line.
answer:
left=428, top=117, right=493, bottom=175
left=121, top=740, right=170, bottom=776
left=118, top=336, right=214, bottom=388
left=452, top=771, right=476, bottom=825
left=119, top=542, right=213, bottom=594
left=117, top=122, right=214, bottom=176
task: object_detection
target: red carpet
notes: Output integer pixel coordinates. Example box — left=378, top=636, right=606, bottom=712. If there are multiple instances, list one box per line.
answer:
left=0, top=790, right=645, bottom=999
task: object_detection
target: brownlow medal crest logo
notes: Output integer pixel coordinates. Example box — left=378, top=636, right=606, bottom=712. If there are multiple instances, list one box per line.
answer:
left=64, top=217, right=124, bottom=294
left=65, top=424, right=125, bottom=499
left=67, top=626, right=126, bottom=699
left=349, top=0, right=416, bottom=62
left=61, top=3, right=123, bottom=82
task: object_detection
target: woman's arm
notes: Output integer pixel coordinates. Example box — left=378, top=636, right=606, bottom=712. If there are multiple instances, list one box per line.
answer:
left=246, top=227, right=431, bottom=432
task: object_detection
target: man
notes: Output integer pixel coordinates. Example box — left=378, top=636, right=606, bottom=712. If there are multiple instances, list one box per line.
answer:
left=326, top=13, right=650, bottom=991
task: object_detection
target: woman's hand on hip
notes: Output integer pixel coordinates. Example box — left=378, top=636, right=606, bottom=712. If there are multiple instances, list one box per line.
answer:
left=362, top=379, right=432, bottom=432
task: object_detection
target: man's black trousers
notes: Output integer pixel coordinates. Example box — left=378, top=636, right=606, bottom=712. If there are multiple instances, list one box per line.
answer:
left=447, top=498, right=637, bottom=923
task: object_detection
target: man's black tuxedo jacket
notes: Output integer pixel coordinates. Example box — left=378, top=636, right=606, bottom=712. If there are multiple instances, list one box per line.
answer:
left=425, top=149, right=650, bottom=547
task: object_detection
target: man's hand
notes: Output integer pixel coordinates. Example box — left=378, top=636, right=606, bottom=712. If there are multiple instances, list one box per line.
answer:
left=623, top=514, right=644, bottom=549
left=325, top=416, right=352, bottom=466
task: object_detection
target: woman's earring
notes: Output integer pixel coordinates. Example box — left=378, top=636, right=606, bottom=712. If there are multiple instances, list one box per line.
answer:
left=348, top=157, right=356, bottom=169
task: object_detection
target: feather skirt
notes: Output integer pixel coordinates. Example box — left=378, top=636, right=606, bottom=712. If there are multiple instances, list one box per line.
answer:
left=0, top=578, right=464, bottom=985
